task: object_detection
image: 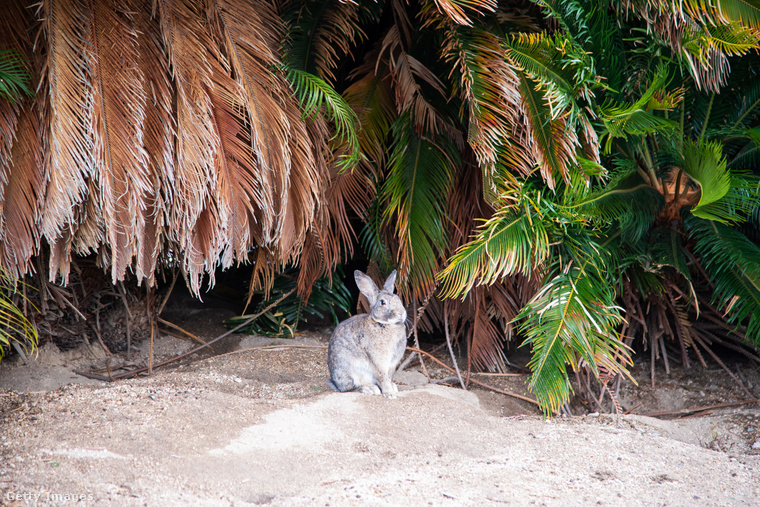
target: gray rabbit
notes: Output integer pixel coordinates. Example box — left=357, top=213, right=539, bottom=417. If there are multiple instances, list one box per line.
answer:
left=327, top=270, right=408, bottom=398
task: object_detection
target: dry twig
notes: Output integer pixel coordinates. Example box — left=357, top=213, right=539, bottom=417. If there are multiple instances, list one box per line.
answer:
left=406, top=347, right=539, bottom=406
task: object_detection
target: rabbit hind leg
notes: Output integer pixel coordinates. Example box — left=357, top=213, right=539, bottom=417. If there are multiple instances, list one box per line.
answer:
left=330, top=364, right=381, bottom=395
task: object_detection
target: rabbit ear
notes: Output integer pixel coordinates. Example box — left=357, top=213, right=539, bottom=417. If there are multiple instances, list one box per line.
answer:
left=355, top=270, right=379, bottom=306
left=383, top=270, right=398, bottom=293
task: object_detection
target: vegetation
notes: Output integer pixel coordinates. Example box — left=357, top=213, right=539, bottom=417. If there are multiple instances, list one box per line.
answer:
left=0, top=35, right=37, bottom=360
left=0, top=0, right=758, bottom=413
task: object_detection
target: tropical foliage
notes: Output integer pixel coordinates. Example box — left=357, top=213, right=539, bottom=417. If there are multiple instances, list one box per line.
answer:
left=1, top=0, right=759, bottom=413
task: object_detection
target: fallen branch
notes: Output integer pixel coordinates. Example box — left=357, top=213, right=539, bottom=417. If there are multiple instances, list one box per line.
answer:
left=405, top=347, right=539, bottom=406
left=637, top=399, right=759, bottom=418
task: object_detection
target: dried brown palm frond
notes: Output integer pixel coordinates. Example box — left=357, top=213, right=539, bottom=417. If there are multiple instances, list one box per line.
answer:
left=154, top=0, right=220, bottom=291
left=296, top=152, right=376, bottom=299
left=0, top=105, right=44, bottom=278
left=132, top=0, right=174, bottom=285
left=206, top=0, right=283, bottom=248
left=0, top=0, right=342, bottom=294
left=427, top=0, right=497, bottom=27
left=87, top=0, right=151, bottom=283
left=208, top=0, right=328, bottom=267
left=380, top=24, right=457, bottom=138
left=37, top=0, right=95, bottom=277
left=0, top=0, right=36, bottom=262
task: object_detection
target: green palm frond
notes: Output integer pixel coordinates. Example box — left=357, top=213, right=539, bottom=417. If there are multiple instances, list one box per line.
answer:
left=504, top=31, right=594, bottom=120
left=682, top=22, right=760, bottom=61
left=0, top=48, right=33, bottom=104
left=438, top=187, right=551, bottom=299
left=518, top=72, right=581, bottom=187
left=0, top=271, right=38, bottom=360
left=680, top=139, right=731, bottom=216
left=381, top=115, right=459, bottom=293
left=728, top=127, right=760, bottom=171
left=597, top=65, right=678, bottom=150
left=678, top=139, right=760, bottom=224
left=687, top=215, right=760, bottom=342
left=692, top=175, right=760, bottom=223
left=285, top=67, right=361, bottom=171
left=688, top=0, right=760, bottom=29
left=570, top=171, right=663, bottom=244
left=517, top=263, right=632, bottom=416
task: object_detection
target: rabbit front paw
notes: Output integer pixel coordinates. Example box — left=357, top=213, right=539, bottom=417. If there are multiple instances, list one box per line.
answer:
left=380, top=381, right=398, bottom=398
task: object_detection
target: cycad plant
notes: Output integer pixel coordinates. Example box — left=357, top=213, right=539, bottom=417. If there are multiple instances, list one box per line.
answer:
left=440, top=0, right=760, bottom=414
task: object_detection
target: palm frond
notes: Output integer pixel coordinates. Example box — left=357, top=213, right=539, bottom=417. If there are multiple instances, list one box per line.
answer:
left=442, top=26, right=525, bottom=187
left=517, top=263, right=632, bottom=416
left=0, top=0, right=35, bottom=244
left=88, top=0, right=151, bottom=282
left=427, top=0, right=497, bottom=26
left=381, top=24, right=451, bottom=135
left=469, top=289, right=509, bottom=372
left=518, top=72, right=580, bottom=187
left=504, top=31, right=593, bottom=120
left=280, top=0, right=367, bottom=83
left=37, top=0, right=95, bottom=264
left=680, top=21, right=760, bottom=91
left=208, top=0, right=312, bottom=259
left=438, top=187, right=550, bottom=299
left=154, top=0, right=218, bottom=289
left=691, top=175, right=760, bottom=224
left=0, top=269, right=38, bottom=360
left=285, top=67, right=362, bottom=171
left=133, top=0, right=174, bottom=285
left=344, top=53, right=396, bottom=167
left=0, top=105, right=44, bottom=277
left=688, top=0, right=760, bottom=29
left=728, top=126, right=760, bottom=171
left=687, top=215, right=760, bottom=342
left=597, top=65, right=678, bottom=150
left=571, top=170, right=663, bottom=244
left=381, top=116, right=458, bottom=297
left=679, top=139, right=735, bottom=221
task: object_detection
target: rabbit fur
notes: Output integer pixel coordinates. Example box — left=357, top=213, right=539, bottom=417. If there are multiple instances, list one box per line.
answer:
left=327, top=270, right=407, bottom=398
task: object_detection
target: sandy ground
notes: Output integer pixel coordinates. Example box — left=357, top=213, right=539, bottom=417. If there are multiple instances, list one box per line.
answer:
left=1, top=309, right=760, bottom=506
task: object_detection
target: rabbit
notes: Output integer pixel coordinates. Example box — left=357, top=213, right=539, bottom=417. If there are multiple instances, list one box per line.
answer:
left=327, top=269, right=408, bottom=398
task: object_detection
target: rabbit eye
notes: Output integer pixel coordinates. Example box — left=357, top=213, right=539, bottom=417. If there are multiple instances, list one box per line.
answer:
left=380, top=299, right=386, bottom=306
